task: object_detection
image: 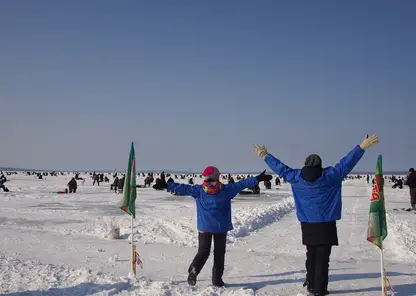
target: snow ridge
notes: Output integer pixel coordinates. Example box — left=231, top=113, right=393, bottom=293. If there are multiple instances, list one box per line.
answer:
left=114, top=197, right=296, bottom=247
left=228, top=197, right=295, bottom=243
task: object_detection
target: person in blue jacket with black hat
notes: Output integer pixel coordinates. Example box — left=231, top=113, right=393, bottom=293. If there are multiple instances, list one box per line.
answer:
left=253, top=135, right=379, bottom=296
left=153, top=166, right=272, bottom=287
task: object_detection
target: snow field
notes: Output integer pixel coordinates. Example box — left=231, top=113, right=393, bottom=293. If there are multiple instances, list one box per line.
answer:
left=0, top=174, right=415, bottom=295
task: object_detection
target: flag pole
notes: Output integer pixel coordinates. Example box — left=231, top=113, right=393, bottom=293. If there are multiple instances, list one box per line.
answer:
left=131, top=214, right=135, bottom=276
left=380, top=247, right=385, bottom=296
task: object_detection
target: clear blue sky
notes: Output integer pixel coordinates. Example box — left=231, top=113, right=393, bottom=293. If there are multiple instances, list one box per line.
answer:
left=1, top=0, right=415, bottom=172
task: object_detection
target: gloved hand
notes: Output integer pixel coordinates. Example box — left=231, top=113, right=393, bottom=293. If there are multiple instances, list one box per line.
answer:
left=253, top=144, right=268, bottom=158
left=359, top=134, right=379, bottom=150
left=256, top=170, right=273, bottom=182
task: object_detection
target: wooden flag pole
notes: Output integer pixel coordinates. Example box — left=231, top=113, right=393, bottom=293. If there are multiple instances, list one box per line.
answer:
left=380, top=247, right=386, bottom=296
left=131, top=215, right=136, bottom=276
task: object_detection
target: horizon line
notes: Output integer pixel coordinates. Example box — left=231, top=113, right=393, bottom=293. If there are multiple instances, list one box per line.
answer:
left=0, top=166, right=409, bottom=175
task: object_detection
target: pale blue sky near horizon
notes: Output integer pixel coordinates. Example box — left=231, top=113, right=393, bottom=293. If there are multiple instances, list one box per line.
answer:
left=1, top=0, right=415, bottom=173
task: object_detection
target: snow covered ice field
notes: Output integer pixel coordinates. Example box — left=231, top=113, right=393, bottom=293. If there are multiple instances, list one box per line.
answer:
left=0, top=174, right=415, bottom=296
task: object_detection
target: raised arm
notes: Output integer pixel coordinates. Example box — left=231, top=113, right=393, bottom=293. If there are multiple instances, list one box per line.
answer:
left=332, top=146, right=365, bottom=179
left=264, top=154, right=298, bottom=182
left=333, top=135, right=379, bottom=180
left=253, top=144, right=297, bottom=182
left=167, top=183, right=202, bottom=199
left=225, top=176, right=259, bottom=197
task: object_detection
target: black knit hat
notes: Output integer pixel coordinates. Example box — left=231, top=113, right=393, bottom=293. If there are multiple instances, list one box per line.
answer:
left=304, top=154, right=322, bottom=168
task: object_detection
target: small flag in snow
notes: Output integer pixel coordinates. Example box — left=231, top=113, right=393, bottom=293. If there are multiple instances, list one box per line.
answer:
left=135, top=252, right=143, bottom=269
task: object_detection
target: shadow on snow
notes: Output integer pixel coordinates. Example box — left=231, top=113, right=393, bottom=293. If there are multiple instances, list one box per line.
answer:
left=227, top=270, right=416, bottom=292
left=0, top=282, right=135, bottom=296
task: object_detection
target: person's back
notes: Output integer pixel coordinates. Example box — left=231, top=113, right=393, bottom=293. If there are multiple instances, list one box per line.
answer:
left=152, top=165, right=272, bottom=287
left=406, top=170, right=416, bottom=189
left=406, top=169, right=416, bottom=210
left=253, top=135, right=379, bottom=296
left=265, top=148, right=365, bottom=223
left=168, top=179, right=258, bottom=232
left=68, top=178, right=77, bottom=188
left=118, top=177, right=125, bottom=189
left=290, top=169, right=344, bottom=222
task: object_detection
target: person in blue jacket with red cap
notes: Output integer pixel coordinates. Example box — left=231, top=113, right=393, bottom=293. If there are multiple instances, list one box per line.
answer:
left=253, top=135, right=379, bottom=296
left=153, top=166, right=272, bottom=287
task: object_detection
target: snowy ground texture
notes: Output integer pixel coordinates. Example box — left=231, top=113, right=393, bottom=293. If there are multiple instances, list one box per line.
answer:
left=0, top=174, right=415, bottom=296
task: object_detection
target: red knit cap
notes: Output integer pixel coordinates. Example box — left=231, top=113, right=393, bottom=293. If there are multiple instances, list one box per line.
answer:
left=202, top=166, right=220, bottom=181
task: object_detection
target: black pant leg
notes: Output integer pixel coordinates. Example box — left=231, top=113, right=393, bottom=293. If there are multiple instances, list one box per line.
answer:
left=314, top=245, right=332, bottom=294
left=305, top=245, right=317, bottom=288
left=212, top=233, right=227, bottom=283
left=189, top=232, right=213, bottom=275
left=410, top=189, right=416, bottom=209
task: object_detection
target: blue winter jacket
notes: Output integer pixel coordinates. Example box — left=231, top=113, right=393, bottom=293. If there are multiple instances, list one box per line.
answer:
left=167, top=177, right=258, bottom=233
left=264, top=145, right=365, bottom=223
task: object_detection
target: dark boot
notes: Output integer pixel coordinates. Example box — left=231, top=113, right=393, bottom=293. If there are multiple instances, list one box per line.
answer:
left=312, top=292, right=329, bottom=296
left=304, top=280, right=314, bottom=294
left=187, top=266, right=197, bottom=286
left=212, top=265, right=225, bottom=287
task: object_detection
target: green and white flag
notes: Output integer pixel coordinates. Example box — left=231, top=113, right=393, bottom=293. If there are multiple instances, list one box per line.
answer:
left=367, top=155, right=387, bottom=249
left=120, top=142, right=136, bottom=218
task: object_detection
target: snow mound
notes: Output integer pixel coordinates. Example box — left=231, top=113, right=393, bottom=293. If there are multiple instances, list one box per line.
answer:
left=125, top=216, right=199, bottom=247
left=108, top=198, right=296, bottom=248
left=386, top=212, right=416, bottom=262
left=228, top=197, right=295, bottom=243
left=0, top=255, right=256, bottom=296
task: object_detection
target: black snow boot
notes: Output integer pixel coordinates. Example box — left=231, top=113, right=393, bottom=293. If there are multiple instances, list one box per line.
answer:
left=212, top=267, right=225, bottom=287
left=309, top=291, right=329, bottom=296
left=304, top=280, right=314, bottom=294
left=187, top=266, right=197, bottom=286
left=212, top=278, right=225, bottom=287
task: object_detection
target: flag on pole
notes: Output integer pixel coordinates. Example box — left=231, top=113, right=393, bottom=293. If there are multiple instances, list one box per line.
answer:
left=367, top=155, right=395, bottom=296
left=120, top=142, right=136, bottom=218
left=367, top=155, right=388, bottom=249
left=135, top=250, right=144, bottom=269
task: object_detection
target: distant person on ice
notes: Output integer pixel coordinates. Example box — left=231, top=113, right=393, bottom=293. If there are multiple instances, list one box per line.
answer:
left=0, top=174, right=9, bottom=192
left=392, top=178, right=403, bottom=189
left=275, top=176, right=281, bottom=186
left=253, top=134, right=379, bottom=296
left=67, top=178, right=77, bottom=193
left=152, top=166, right=272, bottom=287
left=111, top=176, right=119, bottom=192
left=117, top=175, right=125, bottom=193
left=405, top=168, right=416, bottom=210
left=93, top=174, right=100, bottom=186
